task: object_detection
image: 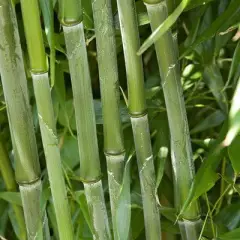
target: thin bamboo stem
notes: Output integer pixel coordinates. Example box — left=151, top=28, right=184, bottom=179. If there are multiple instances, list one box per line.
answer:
left=91, top=0, right=127, bottom=238
left=58, top=1, right=111, bottom=239
left=0, top=1, right=44, bottom=239
left=0, top=141, right=26, bottom=240
left=116, top=0, right=161, bottom=239
left=144, top=1, right=201, bottom=239
left=19, top=0, right=74, bottom=239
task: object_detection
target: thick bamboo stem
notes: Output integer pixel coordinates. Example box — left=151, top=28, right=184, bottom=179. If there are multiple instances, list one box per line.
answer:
left=19, top=0, right=74, bottom=239
left=31, top=73, right=74, bottom=240
left=62, top=22, right=111, bottom=240
left=91, top=0, right=127, bottom=238
left=0, top=1, right=44, bottom=239
left=116, top=0, right=161, bottom=239
left=144, top=1, right=201, bottom=239
left=58, top=1, right=111, bottom=238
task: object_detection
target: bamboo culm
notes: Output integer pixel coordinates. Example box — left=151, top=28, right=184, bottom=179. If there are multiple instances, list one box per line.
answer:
left=59, top=0, right=111, bottom=239
left=91, top=0, right=128, bottom=239
left=143, top=0, right=201, bottom=239
left=116, top=0, right=161, bottom=239
left=19, top=0, right=74, bottom=239
left=0, top=141, right=26, bottom=240
left=0, top=1, right=45, bottom=239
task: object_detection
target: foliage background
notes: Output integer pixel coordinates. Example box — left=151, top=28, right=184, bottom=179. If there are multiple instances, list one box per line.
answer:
left=0, top=0, right=240, bottom=239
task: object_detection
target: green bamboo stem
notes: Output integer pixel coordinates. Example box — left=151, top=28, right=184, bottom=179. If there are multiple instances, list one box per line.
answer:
left=58, top=1, right=111, bottom=239
left=0, top=141, right=26, bottom=240
left=144, top=1, right=201, bottom=239
left=20, top=181, right=43, bottom=240
left=62, top=22, right=111, bottom=240
left=91, top=0, right=127, bottom=238
left=116, top=0, right=161, bottom=239
left=0, top=1, right=44, bottom=239
left=19, top=0, right=74, bottom=239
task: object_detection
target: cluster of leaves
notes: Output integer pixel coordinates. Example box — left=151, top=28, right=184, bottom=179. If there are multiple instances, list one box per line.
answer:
left=0, top=0, right=239, bottom=239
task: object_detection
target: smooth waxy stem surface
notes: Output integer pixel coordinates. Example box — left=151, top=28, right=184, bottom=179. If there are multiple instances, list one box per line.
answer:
left=19, top=0, right=74, bottom=239
left=19, top=0, right=47, bottom=72
left=84, top=181, right=111, bottom=240
left=116, top=0, right=161, bottom=239
left=145, top=1, right=201, bottom=239
left=131, top=116, right=161, bottom=240
left=91, top=0, right=127, bottom=238
left=0, top=1, right=43, bottom=239
left=63, top=21, right=111, bottom=240
left=116, top=0, right=146, bottom=116
left=58, top=0, right=82, bottom=25
left=63, top=23, right=101, bottom=182
left=0, top=0, right=41, bottom=184
left=20, top=181, right=43, bottom=240
left=31, top=73, right=74, bottom=240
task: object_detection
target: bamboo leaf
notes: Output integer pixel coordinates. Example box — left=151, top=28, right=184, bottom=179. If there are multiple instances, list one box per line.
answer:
left=0, top=192, right=22, bottom=206
left=191, top=110, right=226, bottom=134
left=74, top=190, right=94, bottom=235
left=137, top=0, right=190, bottom=55
left=215, top=203, right=240, bottom=230
left=39, top=0, right=54, bottom=49
left=185, top=0, right=214, bottom=11
left=179, top=121, right=228, bottom=216
left=131, top=208, right=144, bottom=239
left=203, top=64, right=228, bottom=113
left=0, top=200, right=9, bottom=236
left=181, top=0, right=240, bottom=58
left=228, top=135, right=240, bottom=173
left=219, top=227, right=240, bottom=240
left=224, top=41, right=240, bottom=90
left=116, top=156, right=132, bottom=240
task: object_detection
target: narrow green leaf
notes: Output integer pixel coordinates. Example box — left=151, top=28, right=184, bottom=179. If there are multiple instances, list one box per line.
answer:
left=116, top=156, right=132, bottom=240
left=61, top=135, right=80, bottom=169
left=179, top=121, right=228, bottom=216
left=224, top=41, right=240, bottom=90
left=185, top=0, right=214, bottom=11
left=181, top=0, right=240, bottom=58
left=131, top=208, right=145, bottom=240
left=74, top=190, right=94, bottom=235
left=228, top=135, right=240, bottom=173
left=219, top=227, right=240, bottom=240
left=215, top=203, right=240, bottom=230
left=0, top=192, right=22, bottom=206
left=137, top=0, right=190, bottom=55
left=0, top=200, right=9, bottom=236
left=39, top=0, right=54, bottom=48
left=203, top=64, right=228, bottom=113
left=191, top=110, right=226, bottom=134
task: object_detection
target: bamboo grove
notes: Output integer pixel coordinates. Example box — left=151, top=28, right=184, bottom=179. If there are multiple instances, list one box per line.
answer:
left=0, top=0, right=239, bottom=240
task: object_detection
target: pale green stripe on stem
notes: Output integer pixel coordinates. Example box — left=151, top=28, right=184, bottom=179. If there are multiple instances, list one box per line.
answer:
left=91, top=0, right=127, bottom=238
left=63, top=21, right=111, bottom=239
left=20, top=180, right=43, bottom=240
left=84, top=181, right=111, bottom=240
left=131, top=116, right=161, bottom=240
left=145, top=1, right=201, bottom=239
left=31, top=72, right=74, bottom=240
